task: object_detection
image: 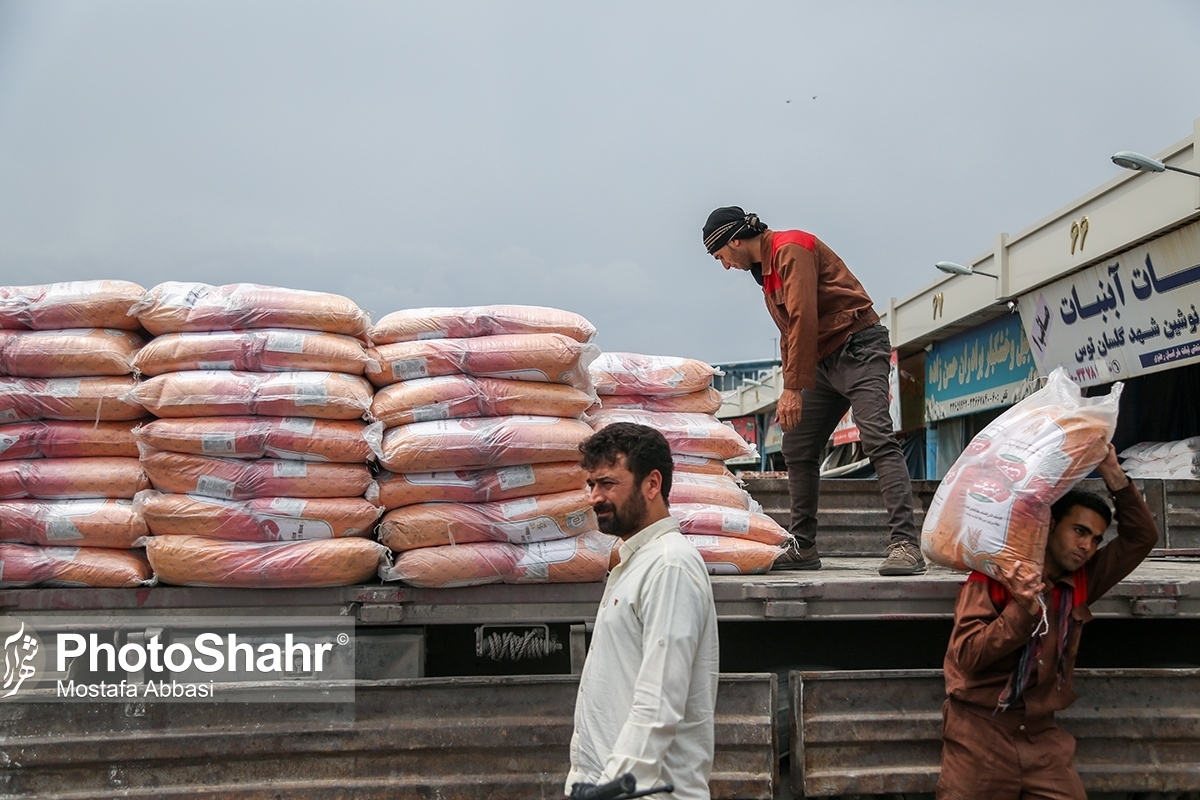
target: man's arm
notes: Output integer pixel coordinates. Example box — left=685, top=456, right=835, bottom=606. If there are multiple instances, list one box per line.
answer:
left=947, top=573, right=1041, bottom=675
left=775, top=243, right=820, bottom=393
left=600, top=563, right=711, bottom=789
left=1087, top=446, right=1159, bottom=600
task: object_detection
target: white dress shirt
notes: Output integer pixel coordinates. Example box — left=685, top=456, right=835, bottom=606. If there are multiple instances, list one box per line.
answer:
left=566, top=515, right=719, bottom=800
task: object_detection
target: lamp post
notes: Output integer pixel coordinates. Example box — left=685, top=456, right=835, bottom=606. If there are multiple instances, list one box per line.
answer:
left=1111, top=150, right=1200, bottom=179
left=935, top=261, right=998, bottom=280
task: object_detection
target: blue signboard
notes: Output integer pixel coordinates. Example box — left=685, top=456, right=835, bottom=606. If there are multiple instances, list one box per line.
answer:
left=925, top=313, right=1040, bottom=422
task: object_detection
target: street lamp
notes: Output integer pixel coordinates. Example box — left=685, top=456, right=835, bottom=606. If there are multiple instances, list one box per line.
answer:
left=935, top=261, right=998, bottom=279
left=1111, top=150, right=1200, bottom=179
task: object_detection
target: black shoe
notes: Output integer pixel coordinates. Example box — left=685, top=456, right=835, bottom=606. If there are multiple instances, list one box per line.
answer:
left=773, top=541, right=821, bottom=571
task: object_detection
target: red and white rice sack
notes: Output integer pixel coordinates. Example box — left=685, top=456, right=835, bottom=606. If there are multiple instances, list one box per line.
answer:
left=683, top=535, right=783, bottom=576
left=588, top=409, right=755, bottom=462
left=135, top=490, right=383, bottom=542
left=0, top=458, right=149, bottom=500
left=0, top=421, right=140, bottom=460
left=599, top=388, right=723, bottom=415
left=669, top=472, right=757, bottom=510
left=375, top=461, right=583, bottom=510
left=589, top=352, right=719, bottom=396
left=0, top=544, right=153, bottom=588
left=134, top=330, right=373, bottom=376
left=370, top=305, right=596, bottom=345
left=0, top=329, right=144, bottom=377
left=132, top=416, right=372, bottom=462
left=0, top=377, right=147, bottom=423
left=131, top=371, right=373, bottom=419
left=0, top=281, right=145, bottom=331
left=371, top=415, right=592, bottom=474
left=139, top=447, right=373, bottom=500
left=371, top=375, right=595, bottom=427
left=144, top=535, right=389, bottom=588
left=671, top=503, right=790, bottom=546
left=672, top=453, right=736, bottom=478
left=0, top=498, right=149, bottom=548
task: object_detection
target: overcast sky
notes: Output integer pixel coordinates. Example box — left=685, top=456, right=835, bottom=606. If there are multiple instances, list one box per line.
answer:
left=1, top=1, right=1197, bottom=364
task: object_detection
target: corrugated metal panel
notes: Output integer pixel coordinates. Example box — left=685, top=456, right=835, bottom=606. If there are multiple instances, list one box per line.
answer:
left=791, top=668, right=1200, bottom=797
left=1165, top=478, right=1200, bottom=551
left=0, top=673, right=776, bottom=800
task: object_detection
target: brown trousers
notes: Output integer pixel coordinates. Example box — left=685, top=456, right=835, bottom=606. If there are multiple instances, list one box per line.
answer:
left=937, top=698, right=1086, bottom=800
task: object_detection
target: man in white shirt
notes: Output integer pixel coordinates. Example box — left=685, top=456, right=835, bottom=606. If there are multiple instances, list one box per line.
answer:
left=566, top=422, right=720, bottom=800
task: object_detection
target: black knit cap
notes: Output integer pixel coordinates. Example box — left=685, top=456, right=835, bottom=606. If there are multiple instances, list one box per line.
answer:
left=702, top=206, right=767, bottom=254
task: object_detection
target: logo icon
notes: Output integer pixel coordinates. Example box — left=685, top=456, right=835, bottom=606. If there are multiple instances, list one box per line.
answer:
left=2, top=618, right=44, bottom=699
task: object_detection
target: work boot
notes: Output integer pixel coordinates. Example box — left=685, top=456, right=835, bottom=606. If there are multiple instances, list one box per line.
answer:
left=773, top=540, right=821, bottom=571
left=878, top=541, right=927, bottom=576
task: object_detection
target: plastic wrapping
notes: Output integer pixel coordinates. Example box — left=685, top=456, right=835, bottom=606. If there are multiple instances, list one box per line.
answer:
left=139, top=447, right=373, bottom=500
left=370, top=304, right=596, bottom=345
left=683, top=534, right=784, bottom=575
left=0, top=420, right=140, bottom=460
left=0, top=281, right=145, bottom=331
left=134, top=329, right=372, bottom=376
left=135, top=490, right=382, bottom=541
left=0, top=498, right=148, bottom=548
left=144, top=534, right=389, bottom=588
left=131, top=370, right=373, bottom=420
left=375, top=461, right=584, bottom=509
left=671, top=503, right=790, bottom=545
left=589, top=352, right=719, bottom=396
left=371, top=375, right=595, bottom=427
left=588, top=409, right=756, bottom=461
left=132, top=416, right=372, bottom=462
left=0, top=457, right=149, bottom=500
left=365, top=333, right=599, bottom=390
left=374, top=415, right=593, bottom=473
left=0, top=376, right=147, bottom=422
left=669, top=472, right=757, bottom=511
left=378, top=489, right=596, bottom=551
left=599, top=388, right=723, bottom=415
left=672, top=454, right=736, bottom=478
left=132, top=282, right=371, bottom=340
left=921, top=367, right=1122, bottom=577
left=381, top=530, right=617, bottom=588
left=0, top=544, right=153, bottom=587
left=0, top=329, right=144, bottom=377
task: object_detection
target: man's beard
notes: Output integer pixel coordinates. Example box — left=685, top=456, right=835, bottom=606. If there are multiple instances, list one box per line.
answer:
left=594, top=491, right=648, bottom=538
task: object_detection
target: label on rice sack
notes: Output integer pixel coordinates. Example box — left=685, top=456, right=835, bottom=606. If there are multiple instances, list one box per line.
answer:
left=0, top=281, right=146, bottom=331
left=135, top=490, right=382, bottom=542
left=132, top=416, right=371, bottom=462
left=921, top=367, right=1121, bottom=578
left=370, top=305, right=597, bottom=345
left=378, top=489, right=596, bottom=551
left=0, top=498, right=148, bottom=548
left=0, top=377, right=147, bottom=422
left=0, top=420, right=140, bottom=460
left=132, top=371, right=372, bottom=420
left=588, top=409, right=756, bottom=461
left=132, top=282, right=371, bottom=340
left=139, top=448, right=372, bottom=500
left=0, top=543, right=153, bottom=588
left=374, top=461, right=583, bottom=509
left=683, top=534, right=784, bottom=575
left=0, top=329, right=144, bottom=378
left=0, top=457, right=149, bottom=500
left=134, top=330, right=371, bottom=376
left=670, top=472, right=755, bottom=510
left=375, top=415, right=593, bottom=473
left=599, top=387, right=723, bottom=415
left=144, top=535, right=389, bottom=588
left=365, top=333, right=599, bottom=390
left=589, top=352, right=720, bottom=396
left=371, top=374, right=596, bottom=428
left=671, top=503, right=789, bottom=545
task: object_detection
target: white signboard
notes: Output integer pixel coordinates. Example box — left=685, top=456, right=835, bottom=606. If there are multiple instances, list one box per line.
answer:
left=1018, top=220, right=1200, bottom=387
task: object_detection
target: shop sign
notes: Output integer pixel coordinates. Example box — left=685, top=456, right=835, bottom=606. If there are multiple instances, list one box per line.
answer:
left=925, top=313, right=1039, bottom=422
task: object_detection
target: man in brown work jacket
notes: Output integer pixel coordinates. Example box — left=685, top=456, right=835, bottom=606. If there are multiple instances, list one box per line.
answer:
left=703, top=206, right=924, bottom=575
left=938, top=444, right=1158, bottom=799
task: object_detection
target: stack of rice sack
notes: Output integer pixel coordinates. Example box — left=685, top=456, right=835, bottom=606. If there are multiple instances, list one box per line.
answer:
left=1119, top=436, right=1200, bottom=479
left=588, top=352, right=789, bottom=575
left=367, top=305, right=614, bottom=588
left=0, top=281, right=154, bottom=588
left=127, top=282, right=387, bottom=588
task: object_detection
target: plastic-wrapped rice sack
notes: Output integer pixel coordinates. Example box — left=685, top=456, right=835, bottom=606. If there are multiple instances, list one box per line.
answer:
left=671, top=503, right=790, bottom=545
left=375, top=461, right=584, bottom=509
left=599, top=388, right=723, bottom=415
left=0, top=544, right=153, bottom=588
left=134, top=329, right=373, bottom=376
left=132, top=416, right=371, bottom=462
left=370, top=305, right=596, bottom=345
left=365, top=333, right=598, bottom=390
left=132, top=371, right=373, bottom=420
left=0, top=377, right=146, bottom=423
left=672, top=453, right=736, bottom=478
left=378, top=489, right=596, bottom=551
left=588, top=409, right=755, bottom=461
left=381, top=530, right=617, bottom=588
left=0, top=498, right=148, bottom=548
left=371, top=375, right=595, bottom=427
left=0, top=421, right=140, bottom=460
left=139, top=448, right=373, bottom=500
left=0, top=281, right=145, bottom=331
left=669, top=472, right=756, bottom=510
left=683, top=534, right=784, bottom=575
left=0, top=458, right=149, bottom=500
left=589, top=352, right=719, bottom=396
left=0, top=329, right=144, bottom=377
left=144, top=535, right=389, bottom=588
left=372, top=415, right=592, bottom=473
left=135, top=490, right=382, bottom=541
left=132, top=282, right=371, bottom=340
